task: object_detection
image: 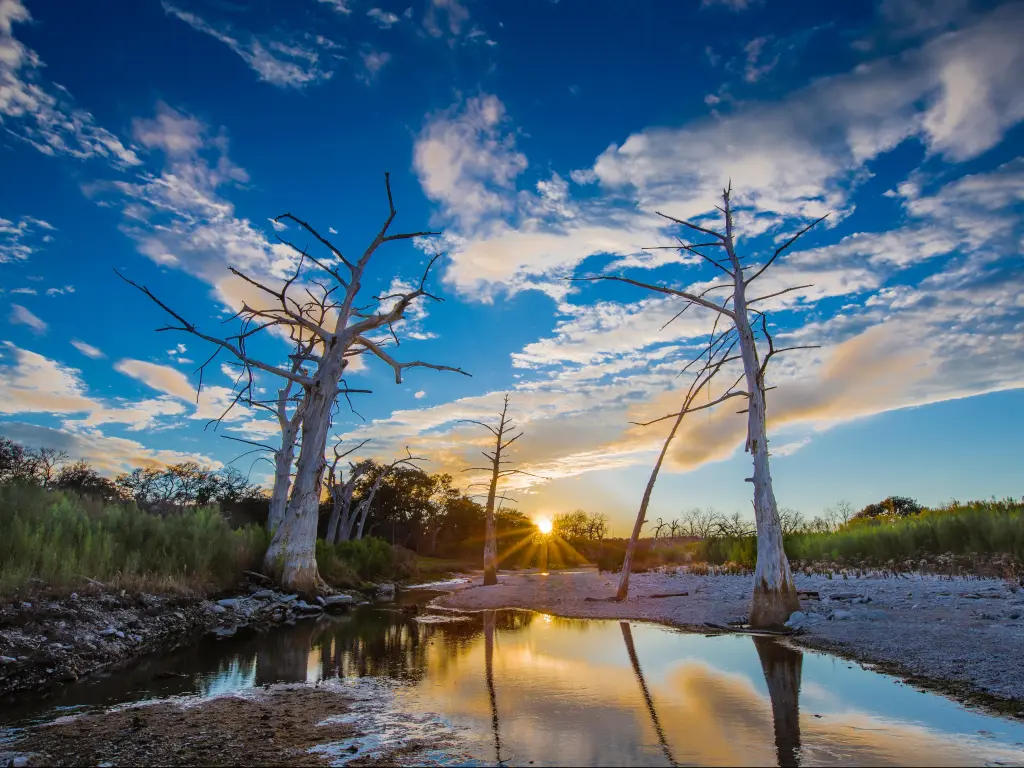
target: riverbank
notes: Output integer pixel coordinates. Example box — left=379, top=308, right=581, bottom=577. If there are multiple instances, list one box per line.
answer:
left=433, top=567, right=1024, bottom=712
left=0, top=576, right=362, bottom=702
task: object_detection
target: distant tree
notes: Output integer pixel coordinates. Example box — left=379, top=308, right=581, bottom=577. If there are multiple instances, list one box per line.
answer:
left=28, top=447, right=69, bottom=488
left=778, top=508, right=805, bottom=536
left=0, top=437, right=39, bottom=484
left=679, top=508, right=718, bottom=539
left=854, top=496, right=923, bottom=520
left=52, top=460, right=120, bottom=501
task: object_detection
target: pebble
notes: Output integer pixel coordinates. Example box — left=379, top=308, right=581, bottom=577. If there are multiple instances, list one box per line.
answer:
left=206, top=604, right=227, bottom=615
left=830, top=609, right=853, bottom=621
left=216, top=599, right=240, bottom=610
left=0, top=655, right=17, bottom=664
left=250, top=590, right=274, bottom=600
left=98, top=627, right=118, bottom=637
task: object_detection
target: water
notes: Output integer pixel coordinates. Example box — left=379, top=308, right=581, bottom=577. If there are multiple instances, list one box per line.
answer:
left=3, top=592, right=1024, bottom=766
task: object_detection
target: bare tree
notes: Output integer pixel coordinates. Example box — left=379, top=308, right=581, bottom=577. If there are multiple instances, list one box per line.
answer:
left=576, top=182, right=824, bottom=626
left=122, top=173, right=470, bottom=593
left=323, top=440, right=371, bottom=544
left=461, top=395, right=535, bottom=586
left=350, top=448, right=427, bottom=541
left=30, top=447, right=68, bottom=488
left=653, top=518, right=668, bottom=542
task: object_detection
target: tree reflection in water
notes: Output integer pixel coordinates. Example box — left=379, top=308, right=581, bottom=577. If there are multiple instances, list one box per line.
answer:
left=753, top=636, right=803, bottom=768
left=483, top=610, right=506, bottom=765
left=620, top=621, right=677, bottom=767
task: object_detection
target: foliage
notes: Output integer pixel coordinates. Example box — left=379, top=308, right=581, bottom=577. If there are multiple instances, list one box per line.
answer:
left=115, top=462, right=264, bottom=511
left=853, top=495, right=924, bottom=520
left=317, top=537, right=417, bottom=585
left=552, top=509, right=608, bottom=541
left=0, top=482, right=268, bottom=594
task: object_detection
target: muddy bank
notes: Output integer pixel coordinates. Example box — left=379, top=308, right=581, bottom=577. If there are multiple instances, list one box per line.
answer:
left=0, top=577, right=362, bottom=702
left=434, top=568, right=1024, bottom=710
left=7, top=686, right=358, bottom=767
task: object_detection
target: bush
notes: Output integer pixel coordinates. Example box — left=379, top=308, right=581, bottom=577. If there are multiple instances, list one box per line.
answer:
left=0, top=483, right=268, bottom=594
left=316, top=537, right=417, bottom=586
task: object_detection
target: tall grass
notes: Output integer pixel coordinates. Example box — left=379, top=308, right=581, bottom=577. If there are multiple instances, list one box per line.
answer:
left=689, top=500, right=1024, bottom=575
left=0, top=483, right=268, bottom=594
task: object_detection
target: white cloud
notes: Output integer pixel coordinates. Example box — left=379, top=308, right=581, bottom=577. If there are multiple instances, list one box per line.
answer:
left=0, top=0, right=140, bottom=166
left=743, top=36, right=779, bottom=83
left=317, top=0, right=353, bottom=14
left=71, top=339, right=105, bottom=359
left=9, top=303, right=46, bottom=333
left=10, top=287, right=36, bottom=295
left=414, top=390, right=426, bottom=399
left=45, top=285, right=74, bottom=296
left=423, top=0, right=470, bottom=39
left=0, top=215, right=55, bottom=264
left=358, top=49, right=392, bottom=83
left=114, top=358, right=255, bottom=424
left=368, top=8, right=401, bottom=28
left=162, top=2, right=339, bottom=88
left=329, top=226, right=338, bottom=234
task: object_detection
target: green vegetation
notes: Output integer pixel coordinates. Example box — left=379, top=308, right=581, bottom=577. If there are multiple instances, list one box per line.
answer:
left=0, top=483, right=268, bottom=594
left=598, top=498, right=1024, bottom=579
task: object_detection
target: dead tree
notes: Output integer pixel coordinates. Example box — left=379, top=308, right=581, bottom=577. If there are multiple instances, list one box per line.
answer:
left=349, top=448, right=427, bottom=541
left=121, top=172, right=470, bottom=593
left=460, top=395, right=535, bottom=586
left=575, top=182, right=824, bottom=626
left=615, top=334, right=742, bottom=600
left=324, top=441, right=371, bottom=544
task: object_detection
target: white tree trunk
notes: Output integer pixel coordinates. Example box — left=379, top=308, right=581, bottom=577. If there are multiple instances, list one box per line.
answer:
left=267, top=421, right=298, bottom=534
left=731, top=270, right=799, bottom=628
left=263, top=362, right=341, bottom=593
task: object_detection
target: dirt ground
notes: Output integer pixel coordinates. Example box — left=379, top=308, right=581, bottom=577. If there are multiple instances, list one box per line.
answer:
left=432, top=567, right=1024, bottom=711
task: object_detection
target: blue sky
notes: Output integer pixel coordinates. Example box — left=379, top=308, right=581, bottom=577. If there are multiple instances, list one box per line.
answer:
left=1, top=0, right=1022, bottom=535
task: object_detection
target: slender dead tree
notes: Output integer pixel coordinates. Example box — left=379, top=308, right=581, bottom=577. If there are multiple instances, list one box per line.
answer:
left=574, top=182, right=825, bottom=626
left=460, top=395, right=535, bottom=586
left=350, top=448, right=427, bottom=541
left=324, top=440, right=371, bottom=543
left=615, top=334, right=743, bottom=600
left=121, top=173, right=470, bottom=593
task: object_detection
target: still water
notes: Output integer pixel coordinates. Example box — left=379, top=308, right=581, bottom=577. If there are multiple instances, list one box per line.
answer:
left=3, top=592, right=1024, bottom=766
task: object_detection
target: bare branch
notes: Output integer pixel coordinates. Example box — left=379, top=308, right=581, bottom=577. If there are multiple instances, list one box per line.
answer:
left=352, top=334, right=471, bottom=384
left=745, top=214, right=829, bottom=285
left=568, top=275, right=735, bottom=319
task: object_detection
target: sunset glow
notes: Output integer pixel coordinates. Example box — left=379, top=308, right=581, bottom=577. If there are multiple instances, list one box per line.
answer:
left=536, top=518, right=553, bottom=535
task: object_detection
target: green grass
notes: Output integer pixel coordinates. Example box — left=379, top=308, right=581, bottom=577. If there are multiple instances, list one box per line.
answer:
left=0, top=483, right=268, bottom=594
left=0, top=483, right=418, bottom=595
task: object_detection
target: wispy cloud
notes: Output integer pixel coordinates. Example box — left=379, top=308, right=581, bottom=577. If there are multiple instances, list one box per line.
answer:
left=0, top=0, right=140, bottom=166
left=367, top=8, right=401, bottom=28
left=9, top=304, right=47, bottom=333
left=161, top=2, right=340, bottom=88
left=358, top=49, right=392, bottom=83
left=71, top=340, right=106, bottom=359
left=0, top=215, right=55, bottom=264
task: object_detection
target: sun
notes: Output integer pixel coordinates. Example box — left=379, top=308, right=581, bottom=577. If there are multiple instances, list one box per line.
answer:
left=536, top=517, right=553, bottom=535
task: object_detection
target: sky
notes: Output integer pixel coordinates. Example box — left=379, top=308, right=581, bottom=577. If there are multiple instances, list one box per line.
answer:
left=1, top=0, right=1022, bottom=535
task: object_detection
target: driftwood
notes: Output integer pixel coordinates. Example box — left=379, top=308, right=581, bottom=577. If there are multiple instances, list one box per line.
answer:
left=704, top=621, right=799, bottom=636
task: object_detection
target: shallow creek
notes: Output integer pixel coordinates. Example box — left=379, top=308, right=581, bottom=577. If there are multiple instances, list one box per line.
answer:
left=3, top=589, right=1023, bottom=766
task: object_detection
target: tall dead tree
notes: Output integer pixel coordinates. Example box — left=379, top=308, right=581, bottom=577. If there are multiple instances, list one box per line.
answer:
left=461, top=395, right=532, bottom=586
left=575, top=183, right=824, bottom=627
left=121, top=172, right=470, bottom=593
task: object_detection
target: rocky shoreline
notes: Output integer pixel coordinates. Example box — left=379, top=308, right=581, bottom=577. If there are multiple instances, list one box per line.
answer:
left=0, top=575, right=373, bottom=702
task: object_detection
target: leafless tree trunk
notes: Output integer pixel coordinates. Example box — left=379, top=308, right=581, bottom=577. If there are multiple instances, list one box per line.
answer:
left=122, top=173, right=469, bottom=594
left=576, top=183, right=824, bottom=626
left=461, top=395, right=535, bottom=586
left=350, top=449, right=426, bottom=541
left=620, top=621, right=676, bottom=766
left=324, top=442, right=370, bottom=543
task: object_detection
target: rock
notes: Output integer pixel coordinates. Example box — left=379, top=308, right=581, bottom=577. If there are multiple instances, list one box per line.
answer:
left=863, top=610, right=887, bottom=621
left=277, top=594, right=298, bottom=604
left=295, top=600, right=323, bottom=614
left=70, top=593, right=78, bottom=601
left=114, top=630, right=126, bottom=640
left=212, top=625, right=237, bottom=638
left=376, top=582, right=396, bottom=596
left=216, top=599, right=240, bottom=610
left=830, top=593, right=862, bottom=601
left=323, top=594, right=354, bottom=608
left=784, top=611, right=809, bottom=629
left=830, top=609, right=853, bottom=621
left=852, top=596, right=872, bottom=604
left=20, top=602, right=32, bottom=609
left=0, top=655, right=17, bottom=664
left=315, top=596, right=327, bottom=607
left=250, top=590, right=274, bottom=600
left=98, top=627, right=118, bottom=637
left=206, top=604, right=227, bottom=615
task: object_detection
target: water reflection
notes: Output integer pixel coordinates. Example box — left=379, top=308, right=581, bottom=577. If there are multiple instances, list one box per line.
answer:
left=5, top=603, right=1024, bottom=767
left=620, top=621, right=677, bottom=767
left=753, top=636, right=803, bottom=767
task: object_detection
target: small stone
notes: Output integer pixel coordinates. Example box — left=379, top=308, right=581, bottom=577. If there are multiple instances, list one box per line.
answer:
left=0, top=655, right=17, bottom=664
left=216, top=598, right=240, bottom=610
left=784, top=611, right=808, bottom=629
left=70, top=593, right=78, bottom=601
left=830, top=609, right=853, bottom=621
left=316, top=596, right=327, bottom=607
left=20, top=602, right=32, bottom=609
left=207, top=604, right=227, bottom=614
left=250, top=590, right=274, bottom=600
left=277, top=594, right=298, bottom=604
left=98, top=627, right=118, bottom=637
left=863, top=610, right=887, bottom=620
left=114, top=630, right=126, bottom=639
